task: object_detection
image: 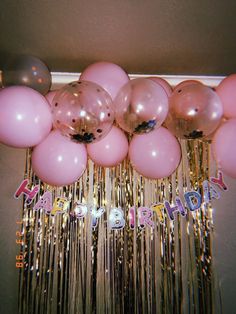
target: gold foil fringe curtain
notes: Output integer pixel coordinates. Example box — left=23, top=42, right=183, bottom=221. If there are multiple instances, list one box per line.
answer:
left=18, top=140, right=221, bottom=314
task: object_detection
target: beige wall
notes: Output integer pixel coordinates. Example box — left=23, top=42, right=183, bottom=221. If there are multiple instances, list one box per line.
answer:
left=0, top=144, right=25, bottom=314
left=212, top=174, right=236, bottom=313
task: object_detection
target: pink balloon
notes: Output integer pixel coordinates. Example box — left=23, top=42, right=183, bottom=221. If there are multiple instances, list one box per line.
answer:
left=0, top=86, right=52, bottom=148
left=87, top=126, right=128, bottom=167
left=45, top=90, right=57, bottom=106
left=212, top=119, right=236, bottom=178
left=173, top=80, right=202, bottom=92
left=80, top=62, right=130, bottom=100
left=148, top=77, right=172, bottom=96
left=216, top=74, right=236, bottom=118
left=32, top=130, right=87, bottom=186
left=129, top=127, right=181, bottom=179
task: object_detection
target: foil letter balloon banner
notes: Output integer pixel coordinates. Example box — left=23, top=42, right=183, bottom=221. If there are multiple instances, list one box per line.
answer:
left=165, top=84, right=223, bottom=139
left=79, top=61, right=130, bottom=100
left=52, top=81, right=114, bottom=143
left=0, top=86, right=52, bottom=148
left=129, top=126, right=181, bottom=179
left=32, top=130, right=87, bottom=186
left=72, top=202, right=88, bottom=219
left=115, top=78, right=169, bottom=134
left=212, top=119, right=236, bottom=178
left=2, top=55, right=51, bottom=95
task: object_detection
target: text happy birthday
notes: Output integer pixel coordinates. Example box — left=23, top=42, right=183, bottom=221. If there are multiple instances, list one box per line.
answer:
left=14, top=171, right=227, bottom=230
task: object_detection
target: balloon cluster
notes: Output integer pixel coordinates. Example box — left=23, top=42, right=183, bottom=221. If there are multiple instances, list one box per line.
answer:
left=0, top=56, right=236, bottom=186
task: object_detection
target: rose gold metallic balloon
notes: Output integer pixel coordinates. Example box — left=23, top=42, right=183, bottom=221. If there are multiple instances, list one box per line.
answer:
left=148, top=77, right=172, bottom=96
left=115, top=78, right=169, bottom=134
left=173, top=80, right=202, bottom=92
left=165, top=84, right=223, bottom=139
left=203, top=117, right=227, bottom=141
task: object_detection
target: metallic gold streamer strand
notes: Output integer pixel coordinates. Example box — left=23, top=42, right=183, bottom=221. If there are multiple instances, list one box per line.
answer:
left=18, top=140, right=221, bottom=314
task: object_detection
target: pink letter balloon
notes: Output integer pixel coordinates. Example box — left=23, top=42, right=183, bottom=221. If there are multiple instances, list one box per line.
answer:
left=129, top=127, right=181, bottom=179
left=52, top=81, right=114, bottom=144
left=0, top=86, right=52, bottom=148
left=216, top=74, right=236, bottom=118
left=115, top=78, right=169, bottom=134
left=148, top=77, right=172, bottom=97
left=32, top=130, right=87, bottom=186
left=87, top=126, right=128, bottom=167
left=165, top=84, right=223, bottom=139
left=212, top=119, right=236, bottom=178
left=80, top=62, right=130, bottom=101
